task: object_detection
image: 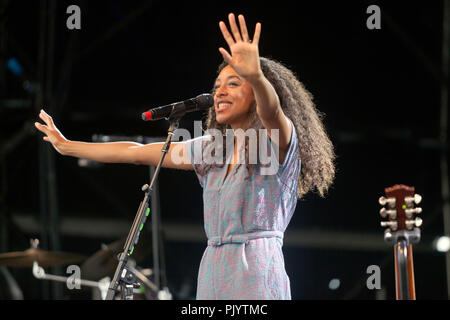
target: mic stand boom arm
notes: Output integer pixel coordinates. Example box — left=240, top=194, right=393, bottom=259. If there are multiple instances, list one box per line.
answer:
left=105, top=118, right=179, bottom=300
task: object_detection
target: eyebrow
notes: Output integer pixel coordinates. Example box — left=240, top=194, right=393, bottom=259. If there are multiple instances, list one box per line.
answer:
left=214, top=75, right=242, bottom=84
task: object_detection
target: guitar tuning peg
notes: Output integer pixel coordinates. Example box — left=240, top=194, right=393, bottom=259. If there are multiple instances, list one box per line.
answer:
left=379, top=196, right=396, bottom=207
left=414, top=194, right=422, bottom=204
left=380, top=220, right=398, bottom=231
left=405, top=194, right=422, bottom=206
left=404, top=207, right=422, bottom=218
left=380, top=207, right=397, bottom=219
left=405, top=217, right=423, bottom=229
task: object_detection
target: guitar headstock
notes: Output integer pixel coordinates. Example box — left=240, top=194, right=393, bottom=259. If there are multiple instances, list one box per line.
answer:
left=379, top=184, right=423, bottom=243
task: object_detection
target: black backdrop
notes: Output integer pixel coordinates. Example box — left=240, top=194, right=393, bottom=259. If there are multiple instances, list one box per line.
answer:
left=0, top=0, right=448, bottom=300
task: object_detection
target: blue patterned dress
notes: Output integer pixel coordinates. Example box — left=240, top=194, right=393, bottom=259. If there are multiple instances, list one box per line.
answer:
left=186, top=118, right=301, bottom=300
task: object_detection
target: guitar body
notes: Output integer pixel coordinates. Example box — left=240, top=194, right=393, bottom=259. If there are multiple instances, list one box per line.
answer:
left=379, top=184, right=423, bottom=300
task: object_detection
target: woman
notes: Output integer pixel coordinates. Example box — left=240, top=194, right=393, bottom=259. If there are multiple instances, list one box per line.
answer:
left=35, top=13, right=335, bottom=300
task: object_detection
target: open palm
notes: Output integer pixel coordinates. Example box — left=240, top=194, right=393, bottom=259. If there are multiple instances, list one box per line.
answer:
left=34, top=109, right=68, bottom=154
left=219, top=13, right=262, bottom=83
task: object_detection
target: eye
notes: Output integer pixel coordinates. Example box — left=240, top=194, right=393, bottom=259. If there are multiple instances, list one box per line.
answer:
left=228, top=81, right=239, bottom=87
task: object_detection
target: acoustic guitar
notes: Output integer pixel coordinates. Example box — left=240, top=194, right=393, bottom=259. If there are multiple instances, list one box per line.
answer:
left=378, top=184, right=423, bottom=300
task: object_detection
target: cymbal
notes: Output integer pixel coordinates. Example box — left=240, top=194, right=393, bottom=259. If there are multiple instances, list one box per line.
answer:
left=81, top=235, right=152, bottom=281
left=0, top=248, right=87, bottom=268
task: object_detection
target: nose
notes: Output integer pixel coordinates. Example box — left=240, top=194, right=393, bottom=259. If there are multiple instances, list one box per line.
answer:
left=215, top=83, right=228, bottom=98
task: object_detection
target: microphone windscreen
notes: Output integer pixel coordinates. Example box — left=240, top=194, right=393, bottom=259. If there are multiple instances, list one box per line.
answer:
left=194, top=94, right=214, bottom=109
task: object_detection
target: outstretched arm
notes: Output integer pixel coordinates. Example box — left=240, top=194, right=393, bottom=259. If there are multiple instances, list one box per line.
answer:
left=218, top=13, right=292, bottom=153
left=35, top=109, right=193, bottom=170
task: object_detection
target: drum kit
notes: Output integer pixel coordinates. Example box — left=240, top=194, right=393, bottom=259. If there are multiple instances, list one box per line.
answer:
left=0, top=238, right=169, bottom=300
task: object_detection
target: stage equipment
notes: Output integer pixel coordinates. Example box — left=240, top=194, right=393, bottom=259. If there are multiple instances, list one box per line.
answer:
left=105, top=108, right=193, bottom=299
left=379, top=185, right=423, bottom=300
left=0, top=239, right=86, bottom=268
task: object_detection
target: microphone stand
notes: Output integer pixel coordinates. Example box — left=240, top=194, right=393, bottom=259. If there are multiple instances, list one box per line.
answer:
left=105, top=118, right=180, bottom=300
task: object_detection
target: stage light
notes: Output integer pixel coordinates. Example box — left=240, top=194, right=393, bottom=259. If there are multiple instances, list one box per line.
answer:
left=328, top=278, right=340, bottom=290
left=7, top=57, right=23, bottom=76
left=434, top=236, right=450, bottom=253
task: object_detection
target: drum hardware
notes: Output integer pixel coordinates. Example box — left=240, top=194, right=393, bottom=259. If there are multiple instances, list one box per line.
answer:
left=0, top=239, right=87, bottom=268
left=0, top=239, right=158, bottom=299
left=32, top=261, right=111, bottom=300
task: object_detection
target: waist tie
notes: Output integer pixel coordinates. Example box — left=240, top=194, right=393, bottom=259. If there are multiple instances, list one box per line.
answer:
left=207, top=231, right=284, bottom=247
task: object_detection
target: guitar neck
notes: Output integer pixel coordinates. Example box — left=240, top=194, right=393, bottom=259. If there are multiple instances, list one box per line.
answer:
left=394, top=240, right=416, bottom=300
left=379, top=184, right=422, bottom=300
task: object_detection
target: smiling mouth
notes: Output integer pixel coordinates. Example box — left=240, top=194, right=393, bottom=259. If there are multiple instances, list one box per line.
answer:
left=216, top=102, right=232, bottom=112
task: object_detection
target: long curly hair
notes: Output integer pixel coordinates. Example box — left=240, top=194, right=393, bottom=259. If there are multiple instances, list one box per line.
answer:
left=196, top=57, right=335, bottom=198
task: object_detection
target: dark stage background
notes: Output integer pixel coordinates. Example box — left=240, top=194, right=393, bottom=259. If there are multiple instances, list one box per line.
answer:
left=0, top=0, right=449, bottom=300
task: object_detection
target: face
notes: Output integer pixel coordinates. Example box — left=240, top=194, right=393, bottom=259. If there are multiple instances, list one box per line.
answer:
left=213, top=65, right=255, bottom=130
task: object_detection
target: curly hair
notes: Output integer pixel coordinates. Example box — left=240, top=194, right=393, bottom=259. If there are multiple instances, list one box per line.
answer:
left=196, top=57, right=335, bottom=198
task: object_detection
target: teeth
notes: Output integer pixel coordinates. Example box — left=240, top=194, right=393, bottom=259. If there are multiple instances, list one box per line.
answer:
left=217, top=103, right=231, bottom=110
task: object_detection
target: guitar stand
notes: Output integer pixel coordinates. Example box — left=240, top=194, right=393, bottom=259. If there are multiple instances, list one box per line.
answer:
left=105, top=118, right=180, bottom=300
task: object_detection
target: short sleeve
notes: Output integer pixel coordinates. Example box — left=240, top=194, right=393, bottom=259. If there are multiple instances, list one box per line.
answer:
left=261, top=117, right=301, bottom=179
left=185, top=135, right=211, bottom=188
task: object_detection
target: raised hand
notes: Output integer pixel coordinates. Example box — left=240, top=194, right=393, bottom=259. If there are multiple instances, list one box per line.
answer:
left=218, top=13, right=262, bottom=83
left=34, top=109, right=68, bottom=154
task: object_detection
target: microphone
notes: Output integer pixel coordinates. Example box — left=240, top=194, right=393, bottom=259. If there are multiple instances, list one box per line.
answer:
left=142, top=93, right=213, bottom=121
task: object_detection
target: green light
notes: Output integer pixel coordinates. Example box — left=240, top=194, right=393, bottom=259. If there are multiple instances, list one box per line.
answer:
left=145, top=208, right=150, bottom=217
left=402, top=204, right=407, bottom=209
left=130, top=246, right=134, bottom=255
left=139, top=223, right=144, bottom=231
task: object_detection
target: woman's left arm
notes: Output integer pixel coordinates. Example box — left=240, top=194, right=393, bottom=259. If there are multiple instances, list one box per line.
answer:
left=218, top=13, right=292, bottom=152
left=248, top=73, right=292, bottom=152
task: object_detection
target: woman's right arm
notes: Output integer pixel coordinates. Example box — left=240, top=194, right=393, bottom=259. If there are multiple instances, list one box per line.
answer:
left=34, top=109, right=193, bottom=170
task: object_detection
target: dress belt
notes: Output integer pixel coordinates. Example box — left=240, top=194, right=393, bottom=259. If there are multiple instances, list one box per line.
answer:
left=207, top=231, right=284, bottom=247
